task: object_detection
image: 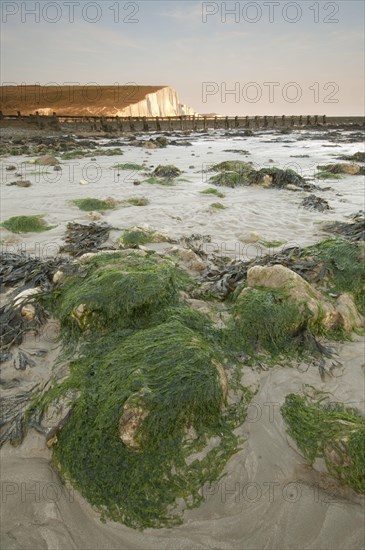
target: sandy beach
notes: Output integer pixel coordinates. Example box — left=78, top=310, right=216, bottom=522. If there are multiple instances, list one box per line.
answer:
left=1, top=126, right=364, bottom=550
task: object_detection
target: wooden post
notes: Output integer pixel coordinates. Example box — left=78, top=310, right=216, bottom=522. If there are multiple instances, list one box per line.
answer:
left=0, top=111, right=3, bottom=121
left=264, top=115, right=268, bottom=127
left=291, top=115, right=295, bottom=126
left=323, top=114, right=327, bottom=125
left=168, top=117, right=172, bottom=131
left=214, top=116, right=218, bottom=129
left=273, top=115, right=277, bottom=127
left=156, top=116, right=161, bottom=131
left=234, top=116, right=239, bottom=128
left=314, top=115, right=318, bottom=125
left=245, top=116, right=250, bottom=128
left=306, top=115, right=311, bottom=126
left=203, top=117, right=207, bottom=131
left=282, top=115, right=286, bottom=126
left=17, top=110, right=21, bottom=118
left=225, top=116, right=229, bottom=129
left=142, top=117, right=148, bottom=131
left=129, top=117, right=135, bottom=132
left=299, top=115, right=302, bottom=126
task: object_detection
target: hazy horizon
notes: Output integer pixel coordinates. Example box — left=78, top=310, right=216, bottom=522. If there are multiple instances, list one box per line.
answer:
left=1, top=0, right=364, bottom=116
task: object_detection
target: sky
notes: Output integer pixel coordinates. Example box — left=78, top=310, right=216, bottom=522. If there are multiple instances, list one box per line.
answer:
left=1, top=0, right=364, bottom=115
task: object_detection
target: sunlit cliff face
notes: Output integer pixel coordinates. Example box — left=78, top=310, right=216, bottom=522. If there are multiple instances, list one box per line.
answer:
left=0, top=85, right=196, bottom=117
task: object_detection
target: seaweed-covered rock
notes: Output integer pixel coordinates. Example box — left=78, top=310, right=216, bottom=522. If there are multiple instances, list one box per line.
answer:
left=246, top=264, right=364, bottom=334
left=247, top=265, right=337, bottom=331
left=119, top=226, right=171, bottom=248
left=282, top=393, right=365, bottom=494
left=153, top=164, right=181, bottom=179
left=337, top=152, right=365, bottom=163
left=209, top=161, right=312, bottom=190
left=301, top=194, right=331, bottom=212
left=322, top=212, right=365, bottom=242
left=317, top=163, right=363, bottom=175
left=49, top=320, right=234, bottom=528
left=35, top=155, right=60, bottom=166
left=56, top=253, right=178, bottom=335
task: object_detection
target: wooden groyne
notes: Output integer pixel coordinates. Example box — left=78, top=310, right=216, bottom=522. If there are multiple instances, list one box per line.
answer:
left=0, top=112, right=364, bottom=132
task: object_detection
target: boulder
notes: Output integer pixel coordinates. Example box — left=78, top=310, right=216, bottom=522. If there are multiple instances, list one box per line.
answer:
left=174, top=248, right=207, bottom=273
left=247, top=264, right=338, bottom=330
left=35, top=155, right=60, bottom=166
left=119, top=392, right=150, bottom=449
left=20, top=303, right=36, bottom=321
left=336, top=293, right=364, bottom=332
left=238, top=231, right=262, bottom=244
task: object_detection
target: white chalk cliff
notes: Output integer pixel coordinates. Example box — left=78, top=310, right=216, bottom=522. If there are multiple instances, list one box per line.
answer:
left=115, top=87, right=196, bottom=117
left=0, top=85, right=196, bottom=117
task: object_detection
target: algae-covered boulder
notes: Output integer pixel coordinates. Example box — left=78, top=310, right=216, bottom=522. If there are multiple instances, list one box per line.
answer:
left=246, top=264, right=364, bottom=334
left=209, top=161, right=309, bottom=190
left=35, top=155, right=60, bottom=166
left=153, top=164, right=181, bottom=179
left=282, top=393, right=365, bottom=494
left=247, top=264, right=338, bottom=331
left=119, top=226, right=171, bottom=248
left=233, top=287, right=302, bottom=355
left=56, top=253, right=178, bottom=335
left=317, top=163, right=363, bottom=176
left=51, top=320, right=233, bottom=528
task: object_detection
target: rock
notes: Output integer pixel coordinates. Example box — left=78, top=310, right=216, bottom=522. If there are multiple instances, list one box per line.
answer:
left=42, top=390, right=79, bottom=443
left=6, top=165, right=16, bottom=171
left=87, top=211, right=102, bottom=221
left=52, top=270, right=65, bottom=285
left=286, top=184, right=302, bottom=191
left=246, top=264, right=339, bottom=331
left=301, top=194, right=330, bottom=212
left=13, top=288, right=41, bottom=308
left=20, top=303, right=36, bottom=321
left=6, top=180, right=31, bottom=187
left=79, top=179, right=89, bottom=185
left=259, top=174, right=273, bottom=188
left=317, top=163, right=362, bottom=175
left=336, top=293, right=364, bottom=332
left=119, top=392, right=150, bottom=449
left=16, top=180, right=32, bottom=188
left=153, top=165, right=181, bottom=179
left=174, top=248, right=207, bottom=273
left=143, top=142, right=158, bottom=149
left=54, top=165, right=62, bottom=171
left=238, top=231, right=262, bottom=244
left=35, top=155, right=60, bottom=166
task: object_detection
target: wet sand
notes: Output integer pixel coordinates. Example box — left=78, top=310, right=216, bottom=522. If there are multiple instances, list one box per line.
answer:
left=1, top=128, right=364, bottom=549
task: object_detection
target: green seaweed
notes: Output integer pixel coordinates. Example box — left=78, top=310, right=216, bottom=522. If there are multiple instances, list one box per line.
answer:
left=113, top=163, right=144, bottom=170
left=1, top=215, right=55, bottom=233
left=303, top=238, right=365, bottom=315
left=315, top=171, right=342, bottom=180
left=51, top=320, right=239, bottom=528
left=230, top=288, right=303, bottom=356
left=143, top=177, right=175, bottom=186
left=51, top=253, right=178, bottom=341
left=72, top=198, right=115, bottom=212
left=200, top=188, right=225, bottom=198
left=210, top=202, right=226, bottom=210
left=124, top=197, right=149, bottom=207
left=282, top=392, right=365, bottom=494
